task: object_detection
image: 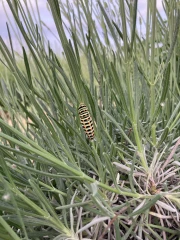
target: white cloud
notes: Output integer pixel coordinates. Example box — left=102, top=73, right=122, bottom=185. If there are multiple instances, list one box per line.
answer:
left=138, top=0, right=165, bottom=18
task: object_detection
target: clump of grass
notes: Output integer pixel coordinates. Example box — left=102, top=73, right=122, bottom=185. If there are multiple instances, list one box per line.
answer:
left=0, top=0, right=180, bottom=239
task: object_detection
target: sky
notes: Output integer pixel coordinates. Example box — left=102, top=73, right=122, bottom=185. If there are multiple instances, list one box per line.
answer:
left=0, top=0, right=166, bottom=53
left=0, top=0, right=56, bottom=52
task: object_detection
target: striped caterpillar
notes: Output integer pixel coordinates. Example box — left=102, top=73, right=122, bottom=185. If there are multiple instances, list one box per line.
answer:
left=78, top=103, right=94, bottom=140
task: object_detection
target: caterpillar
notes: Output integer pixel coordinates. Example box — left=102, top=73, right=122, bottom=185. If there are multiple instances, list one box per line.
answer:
left=78, top=103, right=94, bottom=140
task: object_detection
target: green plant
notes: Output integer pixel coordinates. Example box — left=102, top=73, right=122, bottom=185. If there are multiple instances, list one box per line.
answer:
left=0, top=0, right=180, bottom=239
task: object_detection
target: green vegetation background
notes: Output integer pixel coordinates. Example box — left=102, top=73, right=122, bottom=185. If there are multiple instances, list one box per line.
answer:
left=0, top=0, right=180, bottom=239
